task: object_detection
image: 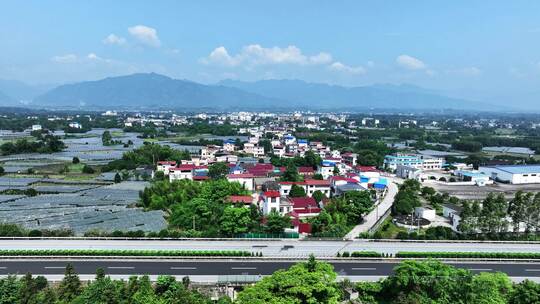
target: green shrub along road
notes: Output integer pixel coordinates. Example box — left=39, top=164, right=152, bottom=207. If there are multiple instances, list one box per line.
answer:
left=396, top=252, right=540, bottom=259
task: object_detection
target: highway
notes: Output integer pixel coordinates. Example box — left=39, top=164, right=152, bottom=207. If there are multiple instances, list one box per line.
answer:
left=3, top=239, right=540, bottom=257
left=2, top=259, right=540, bottom=281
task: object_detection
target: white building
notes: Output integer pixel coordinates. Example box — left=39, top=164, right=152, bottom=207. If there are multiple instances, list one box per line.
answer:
left=68, top=122, right=83, bottom=129
left=227, top=173, right=255, bottom=191
left=31, top=124, right=42, bottom=131
left=479, top=165, right=540, bottom=184
left=156, top=161, right=176, bottom=176
left=169, top=165, right=195, bottom=182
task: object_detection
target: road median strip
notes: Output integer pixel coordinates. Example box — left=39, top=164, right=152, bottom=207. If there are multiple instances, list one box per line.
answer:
left=0, top=249, right=253, bottom=257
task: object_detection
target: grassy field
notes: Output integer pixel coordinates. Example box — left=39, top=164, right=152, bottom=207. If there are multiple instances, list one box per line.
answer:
left=374, top=216, right=408, bottom=239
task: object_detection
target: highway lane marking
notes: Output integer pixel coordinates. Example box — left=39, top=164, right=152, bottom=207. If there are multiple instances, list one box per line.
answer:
left=171, top=267, right=197, bottom=270
left=0, top=267, right=6, bottom=269
left=525, top=269, right=540, bottom=272
left=108, top=267, right=135, bottom=270
left=231, top=267, right=257, bottom=270
left=44, top=267, right=65, bottom=269
left=351, top=268, right=377, bottom=271
left=468, top=268, right=493, bottom=271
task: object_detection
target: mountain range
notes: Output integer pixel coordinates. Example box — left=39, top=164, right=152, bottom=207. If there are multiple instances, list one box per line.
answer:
left=0, top=73, right=499, bottom=111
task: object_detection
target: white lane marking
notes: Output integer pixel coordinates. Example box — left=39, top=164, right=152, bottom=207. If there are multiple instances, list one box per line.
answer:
left=44, top=267, right=65, bottom=269
left=0, top=267, right=6, bottom=269
left=231, top=267, right=257, bottom=270
left=469, top=268, right=492, bottom=271
left=171, top=267, right=197, bottom=270
left=525, top=269, right=540, bottom=272
left=108, top=267, right=135, bottom=270
left=351, top=267, right=377, bottom=270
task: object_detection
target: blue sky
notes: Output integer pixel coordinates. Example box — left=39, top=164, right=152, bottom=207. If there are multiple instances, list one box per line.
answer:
left=2, top=1, right=540, bottom=106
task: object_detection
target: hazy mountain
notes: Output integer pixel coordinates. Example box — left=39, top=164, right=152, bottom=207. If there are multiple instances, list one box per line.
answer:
left=34, top=73, right=498, bottom=111
left=0, top=90, right=14, bottom=105
left=0, top=79, right=53, bottom=103
left=218, top=79, right=496, bottom=111
left=34, top=73, right=284, bottom=109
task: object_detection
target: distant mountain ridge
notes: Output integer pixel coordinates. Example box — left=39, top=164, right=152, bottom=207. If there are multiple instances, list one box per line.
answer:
left=35, top=73, right=283, bottom=109
left=29, top=73, right=496, bottom=111
left=218, top=79, right=491, bottom=110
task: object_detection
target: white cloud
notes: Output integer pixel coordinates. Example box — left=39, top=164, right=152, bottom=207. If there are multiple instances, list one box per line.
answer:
left=103, top=34, right=126, bottom=45
left=51, top=54, right=78, bottom=63
left=201, top=46, right=239, bottom=66
left=329, top=62, right=366, bottom=74
left=396, top=54, right=427, bottom=70
left=128, top=25, right=161, bottom=47
left=201, top=44, right=333, bottom=67
left=308, top=52, right=333, bottom=64
left=87, top=53, right=101, bottom=60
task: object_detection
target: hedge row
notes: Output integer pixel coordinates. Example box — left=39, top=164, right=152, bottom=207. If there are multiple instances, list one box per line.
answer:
left=0, top=249, right=254, bottom=257
left=338, top=251, right=382, bottom=258
left=396, top=251, right=540, bottom=259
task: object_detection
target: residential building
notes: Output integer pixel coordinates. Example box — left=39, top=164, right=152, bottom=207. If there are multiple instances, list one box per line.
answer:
left=227, top=173, right=255, bottom=191
left=169, top=165, right=195, bottom=182
left=156, top=161, right=176, bottom=176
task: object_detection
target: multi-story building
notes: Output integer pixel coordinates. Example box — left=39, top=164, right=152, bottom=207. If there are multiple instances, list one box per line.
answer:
left=383, top=153, right=423, bottom=171
left=169, top=165, right=195, bottom=182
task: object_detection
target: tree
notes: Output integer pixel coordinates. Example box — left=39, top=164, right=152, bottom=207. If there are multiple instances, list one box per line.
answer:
left=57, top=264, right=81, bottom=302
left=236, top=258, right=340, bottom=304
left=19, top=272, right=47, bottom=304
left=102, top=130, right=113, bottom=146
left=0, top=166, right=4, bottom=175
left=72, top=156, right=80, bottom=164
left=289, top=184, right=306, bottom=197
left=510, top=279, right=540, bottom=304
left=469, top=272, right=513, bottom=304
left=0, top=276, right=21, bottom=304
left=114, top=172, right=121, bottom=183
left=312, top=173, right=324, bottom=180
left=72, top=268, right=122, bottom=304
left=82, top=165, right=95, bottom=174
left=264, top=211, right=290, bottom=234
left=220, top=205, right=251, bottom=236
left=381, top=260, right=473, bottom=304
left=259, top=139, right=272, bottom=156
left=312, top=190, right=326, bottom=203
left=304, top=150, right=322, bottom=169
left=478, top=193, right=509, bottom=234
left=281, top=163, right=300, bottom=182
left=208, top=162, right=229, bottom=180
left=508, top=191, right=531, bottom=232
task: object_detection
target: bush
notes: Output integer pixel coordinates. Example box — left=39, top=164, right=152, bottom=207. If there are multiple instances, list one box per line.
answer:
left=82, top=165, right=95, bottom=174
left=350, top=251, right=382, bottom=258
left=395, top=251, right=540, bottom=259
left=72, top=157, right=80, bottom=164
left=28, top=230, right=42, bottom=237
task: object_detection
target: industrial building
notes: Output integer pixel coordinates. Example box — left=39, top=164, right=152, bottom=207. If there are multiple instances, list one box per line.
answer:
left=479, top=165, right=540, bottom=184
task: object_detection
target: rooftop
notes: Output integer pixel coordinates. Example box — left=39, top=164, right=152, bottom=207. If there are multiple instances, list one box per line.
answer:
left=481, top=165, right=540, bottom=174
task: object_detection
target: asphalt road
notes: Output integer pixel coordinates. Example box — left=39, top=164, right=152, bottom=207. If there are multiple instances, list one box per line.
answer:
left=2, top=259, right=540, bottom=279
left=344, top=177, right=400, bottom=239
left=3, top=239, right=540, bottom=257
